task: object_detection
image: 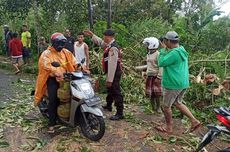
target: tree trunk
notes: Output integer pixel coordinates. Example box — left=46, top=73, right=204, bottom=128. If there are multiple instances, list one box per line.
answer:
left=107, top=0, right=112, bottom=29
left=87, top=0, right=94, bottom=31
left=33, top=0, right=41, bottom=55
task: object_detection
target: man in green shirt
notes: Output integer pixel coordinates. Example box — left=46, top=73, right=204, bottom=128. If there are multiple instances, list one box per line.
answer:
left=155, top=31, right=200, bottom=134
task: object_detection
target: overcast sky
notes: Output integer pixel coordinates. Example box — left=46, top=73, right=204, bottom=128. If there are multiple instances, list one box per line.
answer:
left=217, top=0, right=230, bottom=16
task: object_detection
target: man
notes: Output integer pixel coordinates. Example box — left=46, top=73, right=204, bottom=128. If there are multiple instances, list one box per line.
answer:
left=3, top=25, right=12, bottom=57
left=74, top=32, right=90, bottom=69
left=34, top=33, right=77, bottom=133
left=38, top=36, right=48, bottom=57
left=64, top=29, right=75, bottom=53
left=84, top=29, right=124, bottom=120
left=156, top=31, right=200, bottom=134
left=9, top=32, right=23, bottom=74
left=21, top=25, right=31, bottom=64
left=143, top=37, right=162, bottom=113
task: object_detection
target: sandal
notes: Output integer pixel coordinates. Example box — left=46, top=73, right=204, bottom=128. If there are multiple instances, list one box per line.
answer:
left=155, top=125, right=173, bottom=134
left=189, top=123, right=201, bottom=133
left=47, top=127, right=55, bottom=134
left=15, top=70, right=20, bottom=75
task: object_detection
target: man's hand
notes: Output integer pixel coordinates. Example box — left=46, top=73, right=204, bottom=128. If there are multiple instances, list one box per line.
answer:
left=76, top=64, right=82, bottom=71
left=106, top=81, right=112, bottom=88
left=83, top=30, right=94, bottom=37
left=154, top=77, right=162, bottom=86
left=54, top=72, right=62, bottom=78
left=160, top=41, right=166, bottom=48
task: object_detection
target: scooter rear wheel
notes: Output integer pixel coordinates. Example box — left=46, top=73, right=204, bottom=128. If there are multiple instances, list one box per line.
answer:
left=80, top=113, right=105, bottom=141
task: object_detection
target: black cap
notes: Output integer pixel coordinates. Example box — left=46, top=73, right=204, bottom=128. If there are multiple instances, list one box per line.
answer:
left=103, top=29, right=115, bottom=36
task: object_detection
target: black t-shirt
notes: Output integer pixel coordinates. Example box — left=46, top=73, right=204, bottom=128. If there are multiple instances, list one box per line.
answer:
left=4, top=30, right=12, bottom=45
left=65, top=36, right=75, bottom=53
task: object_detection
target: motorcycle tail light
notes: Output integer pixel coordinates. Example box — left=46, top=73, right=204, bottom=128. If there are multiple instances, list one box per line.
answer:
left=217, top=114, right=230, bottom=128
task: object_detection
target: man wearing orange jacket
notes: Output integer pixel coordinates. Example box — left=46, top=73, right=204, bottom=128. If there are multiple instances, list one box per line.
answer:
left=34, top=32, right=77, bottom=133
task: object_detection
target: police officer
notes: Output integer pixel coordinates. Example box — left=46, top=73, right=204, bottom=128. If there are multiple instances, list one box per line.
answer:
left=84, top=29, right=124, bottom=120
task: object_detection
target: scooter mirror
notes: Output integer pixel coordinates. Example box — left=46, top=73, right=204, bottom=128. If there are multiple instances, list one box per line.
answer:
left=51, top=61, right=61, bottom=67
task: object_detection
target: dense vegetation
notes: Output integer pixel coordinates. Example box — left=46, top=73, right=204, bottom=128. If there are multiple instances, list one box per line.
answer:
left=0, top=0, right=230, bottom=123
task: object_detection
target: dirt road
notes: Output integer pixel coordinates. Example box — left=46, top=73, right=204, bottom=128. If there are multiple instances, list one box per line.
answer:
left=0, top=69, right=228, bottom=152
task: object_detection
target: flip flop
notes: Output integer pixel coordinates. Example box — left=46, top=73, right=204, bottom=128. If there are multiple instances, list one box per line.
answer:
left=155, top=125, right=173, bottom=134
left=189, top=123, right=201, bottom=133
left=15, top=70, right=20, bottom=75
left=47, top=127, right=55, bottom=134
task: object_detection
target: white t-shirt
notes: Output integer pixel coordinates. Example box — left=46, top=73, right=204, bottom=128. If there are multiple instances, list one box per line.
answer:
left=74, top=41, right=87, bottom=66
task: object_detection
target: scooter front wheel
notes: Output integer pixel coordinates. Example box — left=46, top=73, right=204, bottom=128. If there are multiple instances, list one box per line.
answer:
left=196, top=130, right=219, bottom=152
left=80, top=113, right=105, bottom=141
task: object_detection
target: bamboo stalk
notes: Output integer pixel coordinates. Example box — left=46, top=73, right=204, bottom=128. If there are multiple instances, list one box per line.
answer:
left=135, top=65, right=147, bottom=71
left=224, top=54, right=229, bottom=77
left=190, top=59, right=230, bottom=63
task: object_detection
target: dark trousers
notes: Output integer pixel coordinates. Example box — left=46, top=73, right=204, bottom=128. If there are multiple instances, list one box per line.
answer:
left=22, top=47, right=31, bottom=63
left=6, top=46, right=10, bottom=57
left=47, top=77, right=60, bottom=126
left=106, top=71, right=124, bottom=115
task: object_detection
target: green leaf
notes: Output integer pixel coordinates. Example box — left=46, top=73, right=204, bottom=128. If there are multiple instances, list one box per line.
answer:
left=80, top=146, right=91, bottom=152
left=168, top=136, right=177, bottom=144
left=23, top=126, right=30, bottom=132
left=147, top=135, right=163, bottom=144
left=0, top=140, right=9, bottom=148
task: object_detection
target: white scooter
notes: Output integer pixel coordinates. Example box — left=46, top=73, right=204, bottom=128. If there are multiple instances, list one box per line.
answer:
left=38, top=59, right=105, bottom=141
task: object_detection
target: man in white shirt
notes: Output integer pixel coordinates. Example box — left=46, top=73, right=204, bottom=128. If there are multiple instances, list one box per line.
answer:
left=74, top=32, right=90, bottom=69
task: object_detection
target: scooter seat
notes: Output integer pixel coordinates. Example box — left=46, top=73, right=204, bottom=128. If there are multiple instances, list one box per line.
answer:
left=220, top=107, right=230, bottom=116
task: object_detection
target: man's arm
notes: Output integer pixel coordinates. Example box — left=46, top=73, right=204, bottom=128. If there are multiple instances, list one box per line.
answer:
left=41, top=52, right=58, bottom=75
left=84, top=43, right=90, bottom=69
left=73, top=42, right=77, bottom=57
left=158, top=49, right=178, bottom=67
left=106, top=47, right=118, bottom=83
left=72, top=37, right=75, bottom=44
left=92, top=35, right=106, bottom=48
left=156, top=51, right=162, bottom=79
left=83, top=30, right=106, bottom=48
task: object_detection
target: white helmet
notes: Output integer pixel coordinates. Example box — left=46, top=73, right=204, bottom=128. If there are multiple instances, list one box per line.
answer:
left=142, top=37, right=159, bottom=49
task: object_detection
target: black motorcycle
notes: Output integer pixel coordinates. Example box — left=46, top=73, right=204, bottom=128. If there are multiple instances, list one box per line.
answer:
left=196, top=107, right=230, bottom=152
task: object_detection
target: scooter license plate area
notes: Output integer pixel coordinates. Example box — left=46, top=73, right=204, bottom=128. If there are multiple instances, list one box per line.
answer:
left=84, top=96, right=101, bottom=107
